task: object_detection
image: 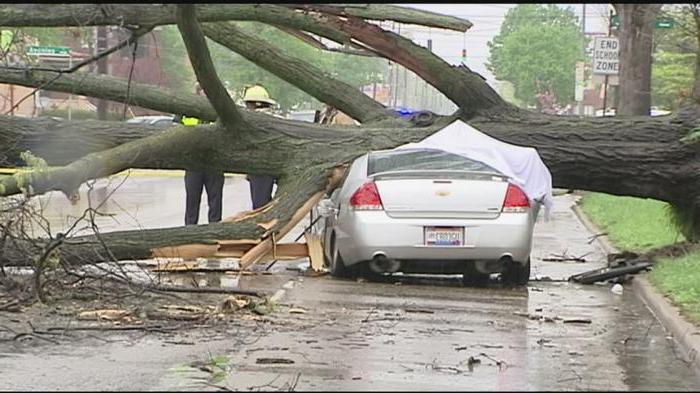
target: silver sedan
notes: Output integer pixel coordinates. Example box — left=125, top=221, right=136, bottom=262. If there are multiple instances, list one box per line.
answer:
left=315, top=148, right=541, bottom=285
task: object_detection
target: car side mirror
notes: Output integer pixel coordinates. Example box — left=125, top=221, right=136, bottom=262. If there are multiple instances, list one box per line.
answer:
left=317, top=198, right=338, bottom=217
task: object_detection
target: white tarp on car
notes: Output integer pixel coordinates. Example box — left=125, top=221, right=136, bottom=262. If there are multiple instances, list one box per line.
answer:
left=394, top=119, right=554, bottom=217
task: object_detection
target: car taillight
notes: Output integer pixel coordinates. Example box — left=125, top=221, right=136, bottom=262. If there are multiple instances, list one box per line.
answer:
left=502, top=183, right=530, bottom=213
left=349, top=181, right=384, bottom=210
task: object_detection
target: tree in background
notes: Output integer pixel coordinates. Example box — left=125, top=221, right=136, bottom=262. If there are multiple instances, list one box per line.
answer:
left=651, top=7, right=696, bottom=111
left=159, top=23, right=385, bottom=113
left=487, top=4, right=584, bottom=108
left=615, top=4, right=663, bottom=116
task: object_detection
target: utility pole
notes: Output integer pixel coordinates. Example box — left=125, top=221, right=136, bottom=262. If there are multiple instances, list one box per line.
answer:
left=96, top=26, right=108, bottom=120
left=602, top=9, right=612, bottom=116
left=577, top=3, right=586, bottom=116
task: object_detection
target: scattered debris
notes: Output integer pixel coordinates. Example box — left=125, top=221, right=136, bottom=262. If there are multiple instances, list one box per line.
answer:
left=543, top=251, right=590, bottom=263
left=77, top=309, right=131, bottom=321
left=256, top=358, right=295, bottom=364
left=587, top=232, right=608, bottom=244
left=219, top=296, right=251, bottom=313
left=569, top=261, right=651, bottom=284
left=562, top=318, right=592, bottom=324
left=352, top=376, right=362, bottom=380
left=611, top=283, right=624, bottom=295
left=454, top=346, right=468, bottom=351
left=466, top=356, right=481, bottom=371
left=404, top=308, right=434, bottom=314
left=289, top=308, right=307, bottom=314
left=477, top=343, right=504, bottom=349
left=536, top=338, right=551, bottom=345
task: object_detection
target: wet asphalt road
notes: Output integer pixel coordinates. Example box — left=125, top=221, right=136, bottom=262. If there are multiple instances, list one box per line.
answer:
left=2, top=175, right=700, bottom=390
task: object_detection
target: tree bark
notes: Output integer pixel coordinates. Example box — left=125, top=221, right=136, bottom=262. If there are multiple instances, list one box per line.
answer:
left=1, top=3, right=700, bottom=268
left=616, top=4, right=662, bottom=116
left=202, top=22, right=394, bottom=123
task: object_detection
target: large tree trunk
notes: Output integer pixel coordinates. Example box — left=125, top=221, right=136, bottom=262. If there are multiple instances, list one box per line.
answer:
left=1, top=4, right=699, bottom=268
left=615, top=4, right=662, bottom=116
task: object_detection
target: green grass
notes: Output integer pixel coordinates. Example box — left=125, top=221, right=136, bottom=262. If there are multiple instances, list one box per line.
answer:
left=579, top=192, right=684, bottom=252
left=649, top=252, right=700, bottom=322
left=580, top=192, right=700, bottom=325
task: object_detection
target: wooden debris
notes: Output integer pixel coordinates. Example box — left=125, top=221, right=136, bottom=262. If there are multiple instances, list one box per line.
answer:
left=256, top=358, right=295, bottom=364
left=257, top=219, right=278, bottom=231
left=240, top=190, right=326, bottom=269
left=304, top=232, right=325, bottom=272
left=78, top=309, right=131, bottom=321
left=151, top=244, right=218, bottom=259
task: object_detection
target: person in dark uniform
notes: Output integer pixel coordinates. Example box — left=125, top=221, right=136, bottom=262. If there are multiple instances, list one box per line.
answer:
left=175, top=83, right=225, bottom=225
left=242, top=84, right=279, bottom=210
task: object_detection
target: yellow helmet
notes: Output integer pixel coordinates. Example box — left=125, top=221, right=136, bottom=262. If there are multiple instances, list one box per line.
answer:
left=242, top=84, right=276, bottom=105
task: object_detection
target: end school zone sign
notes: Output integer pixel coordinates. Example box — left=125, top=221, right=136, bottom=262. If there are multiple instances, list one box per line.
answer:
left=593, top=37, right=619, bottom=75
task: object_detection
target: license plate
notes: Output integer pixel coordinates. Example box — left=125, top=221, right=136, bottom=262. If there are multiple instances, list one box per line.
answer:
left=424, top=226, right=464, bottom=246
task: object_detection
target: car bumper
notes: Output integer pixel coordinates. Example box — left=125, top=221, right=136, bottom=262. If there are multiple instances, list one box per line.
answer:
left=335, top=210, right=535, bottom=267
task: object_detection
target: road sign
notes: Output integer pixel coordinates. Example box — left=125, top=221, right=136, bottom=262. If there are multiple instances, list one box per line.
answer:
left=592, top=37, right=619, bottom=75
left=655, top=18, right=674, bottom=29
left=27, top=45, right=70, bottom=56
left=611, top=15, right=620, bottom=28
left=611, top=15, right=674, bottom=29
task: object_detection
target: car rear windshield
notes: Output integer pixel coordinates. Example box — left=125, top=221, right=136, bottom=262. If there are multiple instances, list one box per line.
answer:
left=367, top=149, right=500, bottom=175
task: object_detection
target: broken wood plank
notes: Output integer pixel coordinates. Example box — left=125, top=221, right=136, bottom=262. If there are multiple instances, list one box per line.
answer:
left=151, top=244, right=219, bottom=259
left=240, top=190, right=326, bottom=269
left=304, top=232, right=325, bottom=272
left=223, top=201, right=277, bottom=223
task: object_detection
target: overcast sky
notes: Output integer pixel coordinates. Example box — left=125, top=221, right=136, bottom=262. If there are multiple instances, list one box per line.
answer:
left=394, top=4, right=611, bottom=84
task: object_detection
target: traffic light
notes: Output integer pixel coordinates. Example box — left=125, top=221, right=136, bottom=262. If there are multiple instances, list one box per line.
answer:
left=461, top=48, right=467, bottom=61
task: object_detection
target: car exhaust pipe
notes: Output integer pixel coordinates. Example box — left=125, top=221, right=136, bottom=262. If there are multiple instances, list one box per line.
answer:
left=369, top=254, right=401, bottom=274
left=499, top=255, right=514, bottom=270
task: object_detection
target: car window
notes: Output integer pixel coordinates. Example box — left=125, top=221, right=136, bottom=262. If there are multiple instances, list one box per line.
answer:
left=367, top=149, right=500, bottom=175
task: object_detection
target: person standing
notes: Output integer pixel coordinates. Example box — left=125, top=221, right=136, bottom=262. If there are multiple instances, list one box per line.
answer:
left=175, top=83, right=225, bottom=225
left=242, top=84, right=279, bottom=210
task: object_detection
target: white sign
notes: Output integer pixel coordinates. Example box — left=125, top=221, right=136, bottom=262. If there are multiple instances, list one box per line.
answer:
left=592, top=37, right=619, bottom=75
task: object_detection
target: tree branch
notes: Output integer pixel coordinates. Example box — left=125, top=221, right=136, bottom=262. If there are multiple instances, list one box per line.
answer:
left=1, top=26, right=154, bottom=115
left=271, top=25, right=377, bottom=57
left=175, top=4, right=242, bottom=127
left=0, top=4, right=471, bottom=32
left=283, top=4, right=472, bottom=32
left=202, top=22, right=393, bottom=123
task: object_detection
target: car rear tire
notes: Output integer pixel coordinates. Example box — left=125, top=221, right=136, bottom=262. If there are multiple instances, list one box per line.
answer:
left=328, top=236, right=351, bottom=278
left=502, top=258, right=530, bottom=286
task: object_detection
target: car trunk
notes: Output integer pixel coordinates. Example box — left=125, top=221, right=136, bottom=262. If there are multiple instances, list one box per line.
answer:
left=373, top=175, right=508, bottom=219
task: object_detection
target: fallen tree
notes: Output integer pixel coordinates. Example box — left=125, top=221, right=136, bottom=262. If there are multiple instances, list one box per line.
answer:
left=1, top=4, right=699, bottom=269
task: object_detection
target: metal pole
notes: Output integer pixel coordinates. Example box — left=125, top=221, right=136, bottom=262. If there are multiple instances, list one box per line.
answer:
left=602, top=9, right=612, bottom=116
left=577, top=3, right=586, bottom=116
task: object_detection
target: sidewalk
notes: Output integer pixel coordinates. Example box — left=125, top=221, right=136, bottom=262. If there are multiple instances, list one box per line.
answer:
left=571, top=199, right=700, bottom=370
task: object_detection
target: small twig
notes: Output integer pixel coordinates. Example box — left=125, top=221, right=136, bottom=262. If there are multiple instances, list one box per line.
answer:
left=587, top=232, right=608, bottom=244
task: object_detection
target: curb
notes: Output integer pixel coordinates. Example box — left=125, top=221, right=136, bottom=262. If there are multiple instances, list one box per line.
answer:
left=571, top=200, right=700, bottom=370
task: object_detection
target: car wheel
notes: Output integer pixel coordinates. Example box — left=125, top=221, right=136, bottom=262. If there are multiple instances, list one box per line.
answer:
left=502, top=258, right=531, bottom=286
left=328, top=236, right=351, bottom=278
left=462, top=263, right=489, bottom=287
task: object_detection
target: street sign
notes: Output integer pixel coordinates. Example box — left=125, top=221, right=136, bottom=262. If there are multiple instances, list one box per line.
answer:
left=27, top=45, right=70, bottom=56
left=611, top=15, right=674, bottom=29
left=611, top=15, right=620, bottom=28
left=655, top=18, right=674, bottom=29
left=592, top=37, right=619, bottom=75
